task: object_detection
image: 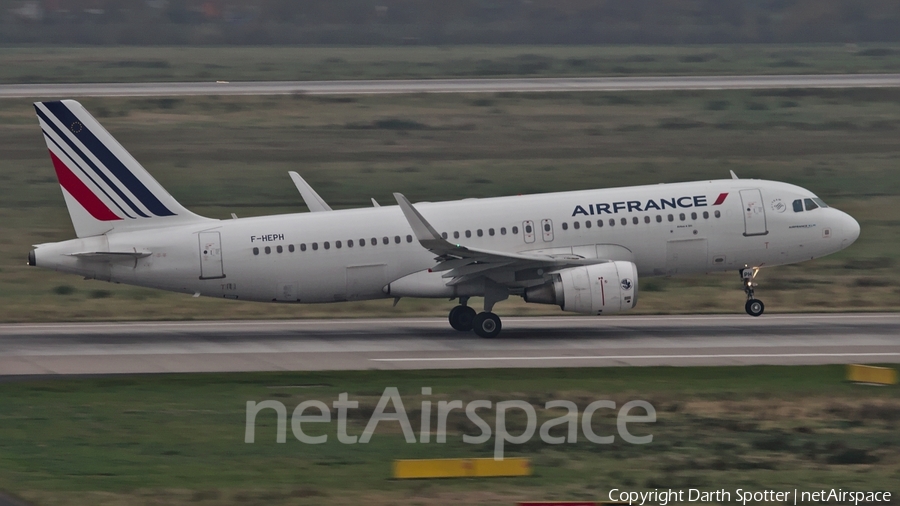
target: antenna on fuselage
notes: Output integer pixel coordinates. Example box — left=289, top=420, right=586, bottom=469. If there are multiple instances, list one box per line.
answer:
left=730, top=170, right=739, bottom=180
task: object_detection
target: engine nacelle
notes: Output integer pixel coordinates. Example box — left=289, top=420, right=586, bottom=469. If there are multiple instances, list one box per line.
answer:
left=524, top=261, right=638, bottom=314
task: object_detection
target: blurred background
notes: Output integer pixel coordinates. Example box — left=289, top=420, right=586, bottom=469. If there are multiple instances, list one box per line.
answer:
left=2, top=0, right=900, bottom=45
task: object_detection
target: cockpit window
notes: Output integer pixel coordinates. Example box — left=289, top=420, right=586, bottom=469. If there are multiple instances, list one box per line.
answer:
left=812, top=197, right=828, bottom=208
left=804, top=198, right=818, bottom=211
left=792, top=199, right=803, bottom=212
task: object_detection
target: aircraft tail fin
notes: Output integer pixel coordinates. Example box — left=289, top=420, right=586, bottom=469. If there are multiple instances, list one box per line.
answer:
left=34, top=100, right=210, bottom=238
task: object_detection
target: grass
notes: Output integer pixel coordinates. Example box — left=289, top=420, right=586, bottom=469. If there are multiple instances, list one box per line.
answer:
left=0, top=88, right=898, bottom=321
left=0, top=366, right=897, bottom=505
left=2, top=44, right=900, bottom=84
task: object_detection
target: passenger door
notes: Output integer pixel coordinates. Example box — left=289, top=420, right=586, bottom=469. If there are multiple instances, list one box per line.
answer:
left=198, top=231, right=225, bottom=279
left=739, top=189, right=768, bottom=236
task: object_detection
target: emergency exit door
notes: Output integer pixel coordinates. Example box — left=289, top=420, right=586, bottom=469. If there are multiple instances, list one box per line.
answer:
left=739, top=189, right=768, bottom=236
left=523, top=220, right=536, bottom=243
left=540, top=219, right=554, bottom=242
left=199, top=231, right=225, bottom=279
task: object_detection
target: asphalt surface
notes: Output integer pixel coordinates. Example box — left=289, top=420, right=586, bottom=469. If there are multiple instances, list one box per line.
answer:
left=2, top=74, right=900, bottom=99
left=0, top=313, right=897, bottom=376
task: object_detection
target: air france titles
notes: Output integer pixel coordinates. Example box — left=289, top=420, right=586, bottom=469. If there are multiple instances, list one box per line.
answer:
left=572, top=195, right=711, bottom=217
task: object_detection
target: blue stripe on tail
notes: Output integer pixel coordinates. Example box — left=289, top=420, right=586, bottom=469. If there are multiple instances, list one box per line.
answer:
left=35, top=106, right=146, bottom=218
left=42, top=101, right=175, bottom=217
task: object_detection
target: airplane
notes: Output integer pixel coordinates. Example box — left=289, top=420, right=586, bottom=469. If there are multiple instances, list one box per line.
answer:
left=28, top=100, right=860, bottom=338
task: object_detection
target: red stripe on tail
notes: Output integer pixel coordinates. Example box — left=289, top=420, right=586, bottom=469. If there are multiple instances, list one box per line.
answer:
left=713, top=193, right=729, bottom=205
left=49, top=150, right=121, bottom=221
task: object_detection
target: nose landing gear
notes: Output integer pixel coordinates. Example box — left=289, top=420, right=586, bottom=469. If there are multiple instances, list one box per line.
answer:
left=741, top=268, right=764, bottom=317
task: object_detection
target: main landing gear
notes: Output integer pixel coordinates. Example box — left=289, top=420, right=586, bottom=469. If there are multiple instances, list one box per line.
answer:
left=741, top=268, right=765, bottom=317
left=448, top=295, right=504, bottom=338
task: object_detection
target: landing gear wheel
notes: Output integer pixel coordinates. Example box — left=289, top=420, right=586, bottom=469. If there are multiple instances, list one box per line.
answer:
left=472, top=312, right=502, bottom=339
left=740, top=268, right=764, bottom=317
left=448, top=305, right=476, bottom=332
left=745, top=299, right=764, bottom=317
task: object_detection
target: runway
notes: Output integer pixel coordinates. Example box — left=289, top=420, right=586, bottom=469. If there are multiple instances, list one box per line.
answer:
left=2, top=74, right=900, bottom=98
left=0, top=313, right=897, bottom=376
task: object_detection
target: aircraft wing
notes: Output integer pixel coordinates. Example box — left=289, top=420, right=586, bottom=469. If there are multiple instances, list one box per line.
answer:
left=394, top=193, right=605, bottom=286
left=289, top=172, right=333, bottom=212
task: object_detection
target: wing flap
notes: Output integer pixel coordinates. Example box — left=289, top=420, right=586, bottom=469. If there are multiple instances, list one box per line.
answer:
left=393, top=192, right=607, bottom=286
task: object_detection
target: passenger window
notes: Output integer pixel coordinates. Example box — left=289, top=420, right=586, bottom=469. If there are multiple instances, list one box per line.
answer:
left=276, top=245, right=283, bottom=253
left=477, top=229, right=484, bottom=237
left=632, top=217, right=638, bottom=225
left=512, top=226, right=519, bottom=234
left=574, top=222, right=580, bottom=230
left=562, top=222, right=568, bottom=230
left=668, top=214, right=674, bottom=222
left=454, top=231, right=460, bottom=239
left=265, top=246, right=271, bottom=254
left=348, top=240, right=353, bottom=248
left=644, top=216, right=650, bottom=224
left=703, top=211, right=709, bottom=219
left=597, top=219, right=603, bottom=228
left=804, top=198, right=818, bottom=211
left=792, top=199, right=803, bottom=212
left=358, top=239, right=364, bottom=248
left=394, top=236, right=401, bottom=244
left=656, top=215, right=662, bottom=223
left=442, top=232, right=448, bottom=239
left=301, top=244, right=307, bottom=252
left=465, top=230, right=472, bottom=238
left=253, top=247, right=259, bottom=255
left=609, top=219, right=615, bottom=227
left=585, top=220, right=591, bottom=229
left=500, top=227, right=507, bottom=235
left=714, top=210, right=721, bottom=218
left=407, top=235, right=413, bottom=243
left=691, top=212, right=697, bottom=220
left=489, top=228, right=495, bottom=236
left=335, top=241, right=341, bottom=249
left=679, top=213, right=685, bottom=221
left=288, top=244, right=295, bottom=253
left=524, top=225, right=532, bottom=234
left=324, top=242, right=330, bottom=250
left=383, top=237, right=389, bottom=245
left=621, top=218, right=627, bottom=226
left=371, top=238, right=377, bottom=246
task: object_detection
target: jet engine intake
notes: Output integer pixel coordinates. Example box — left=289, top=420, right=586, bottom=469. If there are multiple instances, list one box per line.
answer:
left=524, top=261, right=638, bottom=314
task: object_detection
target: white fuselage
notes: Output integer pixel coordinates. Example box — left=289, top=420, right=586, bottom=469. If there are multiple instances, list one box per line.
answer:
left=33, top=178, right=859, bottom=306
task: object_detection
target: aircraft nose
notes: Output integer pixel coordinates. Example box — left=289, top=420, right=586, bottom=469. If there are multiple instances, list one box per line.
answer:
left=840, top=211, right=860, bottom=249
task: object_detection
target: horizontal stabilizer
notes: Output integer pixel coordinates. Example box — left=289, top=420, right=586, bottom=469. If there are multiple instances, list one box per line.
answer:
left=67, top=251, right=151, bottom=260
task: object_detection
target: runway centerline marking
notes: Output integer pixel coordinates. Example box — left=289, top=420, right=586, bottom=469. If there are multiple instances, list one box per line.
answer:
left=0, top=312, right=895, bottom=331
left=372, top=352, right=900, bottom=362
